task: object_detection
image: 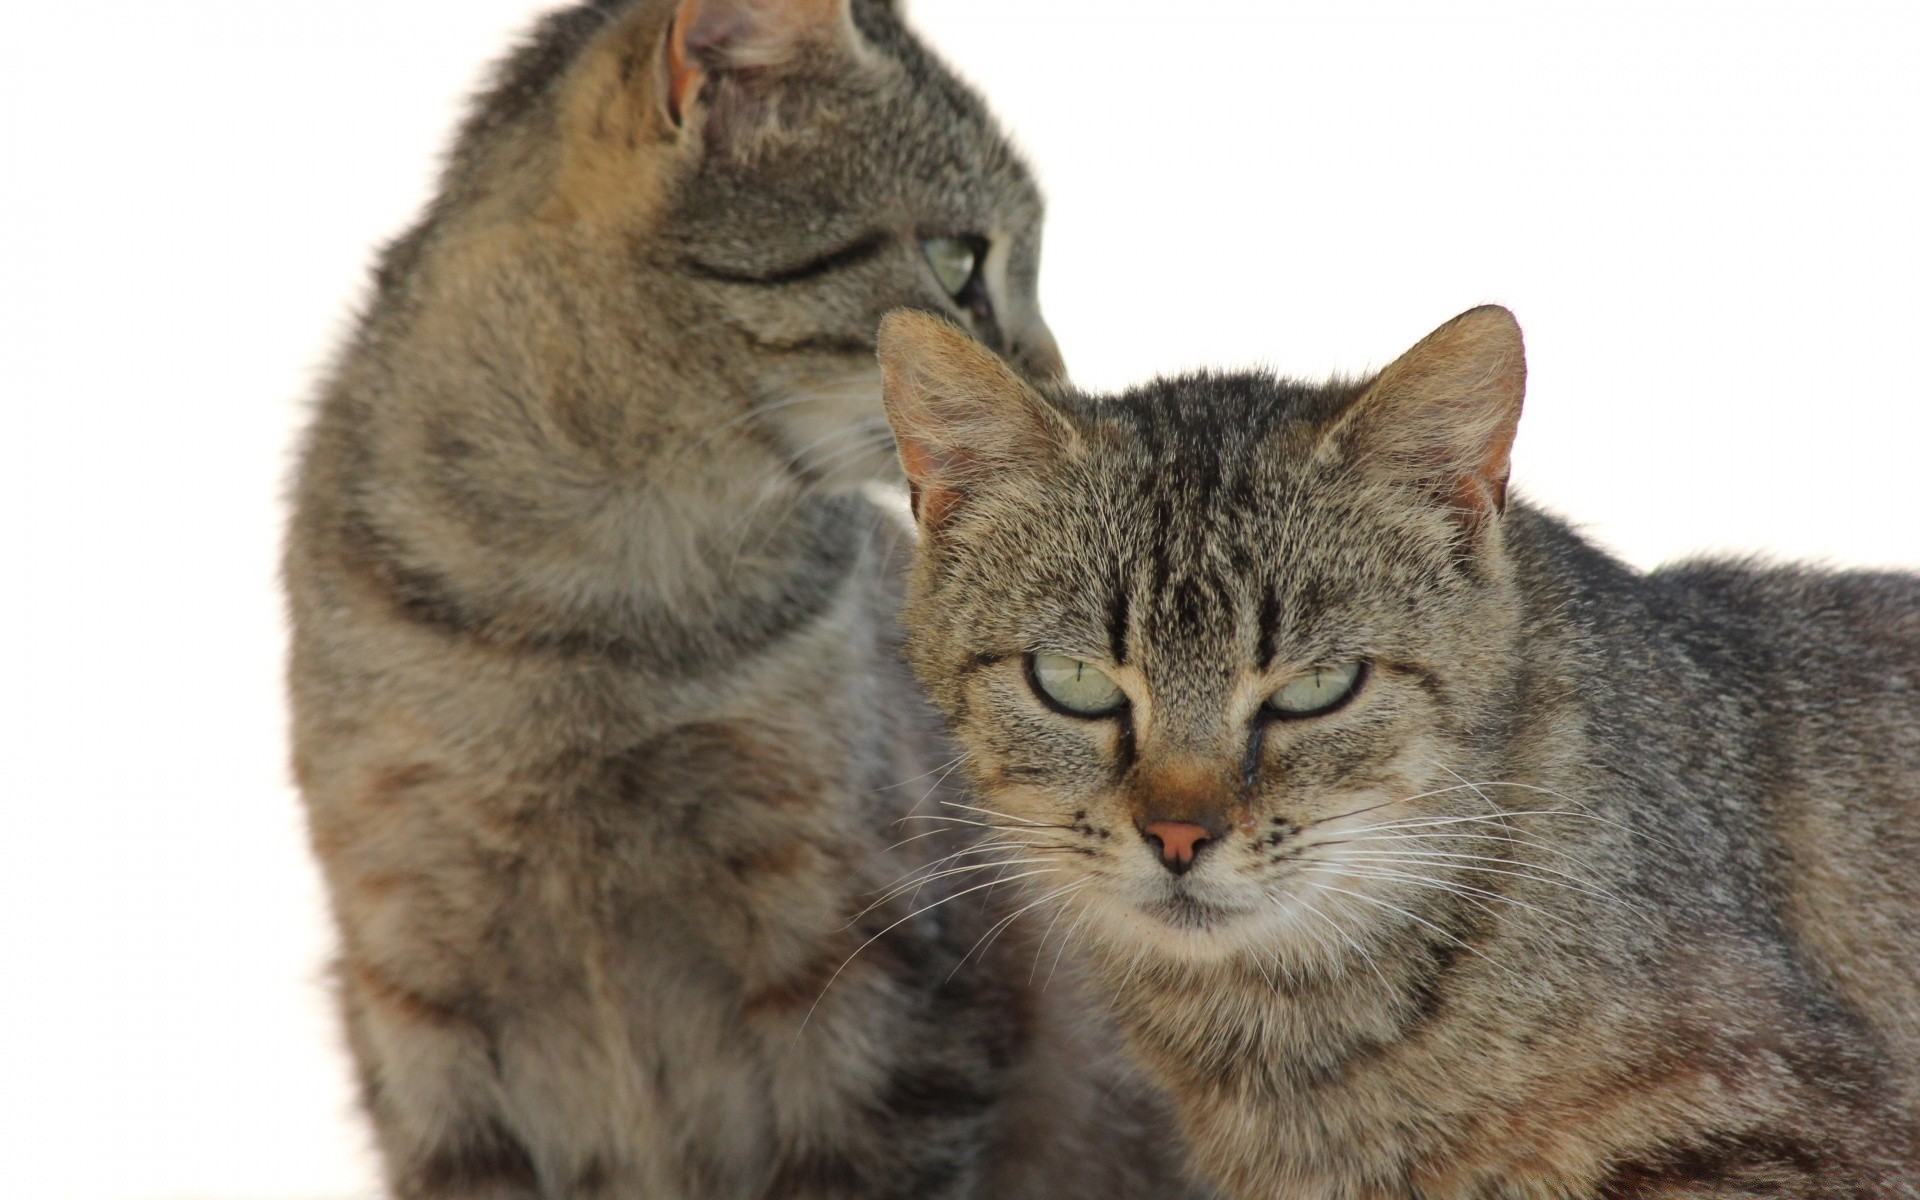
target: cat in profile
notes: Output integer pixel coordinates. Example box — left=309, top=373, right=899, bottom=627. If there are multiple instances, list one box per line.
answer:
left=877, top=304, right=1920, bottom=1198
left=284, top=1, right=1200, bottom=1196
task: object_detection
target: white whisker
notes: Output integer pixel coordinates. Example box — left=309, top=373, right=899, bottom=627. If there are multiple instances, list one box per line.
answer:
left=796, top=867, right=1060, bottom=1041
left=949, top=878, right=1085, bottom=982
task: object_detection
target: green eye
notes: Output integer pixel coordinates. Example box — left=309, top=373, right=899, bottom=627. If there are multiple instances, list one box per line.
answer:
left=1266, top=662, right=1366, bottom=718
left=922, top=236, right=978, bottom=298
left=1029, top=652, right=1126, bottom=717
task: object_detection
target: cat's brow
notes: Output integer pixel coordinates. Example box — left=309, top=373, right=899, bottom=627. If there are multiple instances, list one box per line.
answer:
left=684, top=232, right=891, bottom=287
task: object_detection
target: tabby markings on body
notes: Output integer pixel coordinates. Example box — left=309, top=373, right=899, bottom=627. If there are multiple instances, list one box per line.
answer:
left=285, top=1, right=1203, bottom=1196
left=880, top=306, right=1920, bottom=1199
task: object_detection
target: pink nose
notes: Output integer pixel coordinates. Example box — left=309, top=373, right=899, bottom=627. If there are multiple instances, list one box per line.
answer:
left=1142, top=821, right=1213, bottom=874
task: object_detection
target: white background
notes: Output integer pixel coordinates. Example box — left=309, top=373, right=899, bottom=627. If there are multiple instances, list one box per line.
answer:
left=2, top=2, right=1915, bottom=1197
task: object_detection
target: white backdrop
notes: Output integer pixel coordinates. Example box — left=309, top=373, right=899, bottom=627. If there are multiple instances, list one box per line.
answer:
left=1, top=3, right=1915, bottom=1197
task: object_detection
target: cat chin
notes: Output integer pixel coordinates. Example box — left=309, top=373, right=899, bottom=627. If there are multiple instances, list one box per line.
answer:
left=1079, top=886, right=1361, bottom=969
left=1078, top=891, right=1265, bottom=965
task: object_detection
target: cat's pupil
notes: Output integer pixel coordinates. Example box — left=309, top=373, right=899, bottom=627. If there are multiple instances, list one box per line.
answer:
left=1268, top=661, right=1365, bottom=718
left=1030, top=652, right=1126, bottom=717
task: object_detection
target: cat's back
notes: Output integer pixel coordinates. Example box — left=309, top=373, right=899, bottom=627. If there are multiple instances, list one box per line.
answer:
left=1651, top=558, right=1920, bottom=1070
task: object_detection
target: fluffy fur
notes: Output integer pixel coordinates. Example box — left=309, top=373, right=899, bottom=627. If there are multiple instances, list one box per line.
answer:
left=881, top=306, right=1920, bottom=1198
left=284, top=3, right=1199, bottom=1196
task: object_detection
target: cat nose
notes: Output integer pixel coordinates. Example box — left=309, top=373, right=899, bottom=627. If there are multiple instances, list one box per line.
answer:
left=1141, top=821, right=1214, bottom=875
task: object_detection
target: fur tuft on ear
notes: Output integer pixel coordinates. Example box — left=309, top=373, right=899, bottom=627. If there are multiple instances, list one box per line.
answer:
left=1324, top=305, right=1527, bottom=530
left=877, top=310, right=1074, bottom=531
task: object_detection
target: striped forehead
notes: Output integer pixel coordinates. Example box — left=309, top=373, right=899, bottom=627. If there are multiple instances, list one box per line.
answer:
left=1050, top=371, right=1344, bottom=695
left=1103, top=465, right=1272, bottom=707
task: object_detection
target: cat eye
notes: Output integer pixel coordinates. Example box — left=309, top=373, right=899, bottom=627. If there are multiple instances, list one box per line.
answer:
left=1265, top=662, right=1367, bottom=719
left=922, top=236, right=979, bottom=298
left=1028, top=652, right=1127, bottom=717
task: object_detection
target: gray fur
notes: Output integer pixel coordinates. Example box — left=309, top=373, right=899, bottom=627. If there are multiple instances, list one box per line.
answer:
left=883, top=307, right=1920, bottom=1198
left=284, top=3, right=1196, bottom=1197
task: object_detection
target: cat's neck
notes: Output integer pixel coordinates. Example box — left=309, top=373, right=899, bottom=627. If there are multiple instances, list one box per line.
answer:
left=1093, top=905, right=1472, bottom=1096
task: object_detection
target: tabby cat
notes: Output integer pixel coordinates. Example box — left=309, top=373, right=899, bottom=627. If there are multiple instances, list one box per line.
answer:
left=878, top=305, right=1920, bottom=1198
left=285, top=2, right=1197, bottom=1196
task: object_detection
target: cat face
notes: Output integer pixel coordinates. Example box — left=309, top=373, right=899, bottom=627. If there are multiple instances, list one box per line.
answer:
left=522, top=0, right=1060, bottom=486
left=881, top=309, right=1534, bottom=966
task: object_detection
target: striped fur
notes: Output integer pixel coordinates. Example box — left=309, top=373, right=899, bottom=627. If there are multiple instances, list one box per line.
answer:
left=883, top=308, right=1920, bottom=1198
left=285, top=4, right=1198, bottom=1196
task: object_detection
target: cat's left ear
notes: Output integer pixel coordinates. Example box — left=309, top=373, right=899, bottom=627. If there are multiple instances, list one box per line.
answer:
left=1322, top=305, right=1526, bottom=533
left=877, top=310, right=1077, bottom=532
left=562, top=0, right=863, bottom=153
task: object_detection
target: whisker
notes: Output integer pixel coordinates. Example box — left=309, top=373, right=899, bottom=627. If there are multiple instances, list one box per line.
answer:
left=860, top=838, right=1051, bottom=909
left=1304, top=880, right=1524, bottom=990
left=728, top=421, right=898, bottom=558
left=948, top=878, right=1086, bottom=982
left=938, top=799, right=1061, bottom=828
left=864, top=854, right=1058, bottom=905
left=796, top=867, right=1060, bottom=1040
left=1306, top=826, right=1602, bottom=883
left=897, top=755, right=975, bottom=829
left=878, top=836, right=1047, bottom=878
left=1028, top=886, right=1082, bottom=985
left=873, top=753, right=969, bottom=794
left=655, top=383, right=867, bottom=482
left=1300, top=782, right=1506, bottom=830
left=1333, top=846, right=1640, bottom=912
left=1345, top=809, right=1628, bottom=840
left=858, top=847, right=1064, bottom=916
left=1042, top=908, right=1096, bottom=993
left=1285, top=886, right=1393, bottom=992
left=1435, top=771, right=1678, bottom=849
left=1323, top=862, right=1575, bottom=929
left=877, top=824, right=989, bottom=856
left=894, top=814, right=1079, bottom=832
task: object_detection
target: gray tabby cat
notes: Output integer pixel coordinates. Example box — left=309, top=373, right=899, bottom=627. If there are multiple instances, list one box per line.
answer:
left=285, top=2, right=1199, bottom=1197
left=877, top=305, right=1920, bottom=1198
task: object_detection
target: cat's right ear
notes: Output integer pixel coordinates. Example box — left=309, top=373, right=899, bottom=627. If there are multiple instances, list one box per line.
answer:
left=1320, top=305, right=1526, bottom=537
left=877, top=310, right=1076, bottom=532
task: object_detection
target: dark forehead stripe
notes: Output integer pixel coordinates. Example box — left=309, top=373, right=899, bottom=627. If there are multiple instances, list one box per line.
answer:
left=1256, top=588, right=1282, bottom=670
left=1063, top=370, right=1356, bottom=672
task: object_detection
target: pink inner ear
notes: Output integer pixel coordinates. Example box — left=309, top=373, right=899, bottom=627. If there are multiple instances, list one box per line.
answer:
left=894, top=430, right=940, bottom=491
left=894, top=428, right=967, bottom=530
left=665, top=0, right=844, bottom=125
left=665, top=13, right=701, bottom=125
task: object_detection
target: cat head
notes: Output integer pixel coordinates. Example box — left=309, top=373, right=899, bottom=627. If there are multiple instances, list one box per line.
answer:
left=407, top=0, right=1058, bottom=483
left=879, top=307, right=1532, bottom=966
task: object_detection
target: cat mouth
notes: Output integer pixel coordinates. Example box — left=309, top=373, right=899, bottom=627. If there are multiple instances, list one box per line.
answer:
left=1144, top=891, right=1239, bottom=931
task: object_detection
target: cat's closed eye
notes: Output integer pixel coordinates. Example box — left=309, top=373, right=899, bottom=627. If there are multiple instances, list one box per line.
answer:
left=1264, top=662, right=1367, bottom=719
left=1028, top=651, right=1127, bottom=717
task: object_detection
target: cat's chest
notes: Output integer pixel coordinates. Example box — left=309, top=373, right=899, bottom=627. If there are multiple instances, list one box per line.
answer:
left=1153, top=1021, right=1606, bottom=1200
left=1124, top=980, right=1545, bottom=1198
